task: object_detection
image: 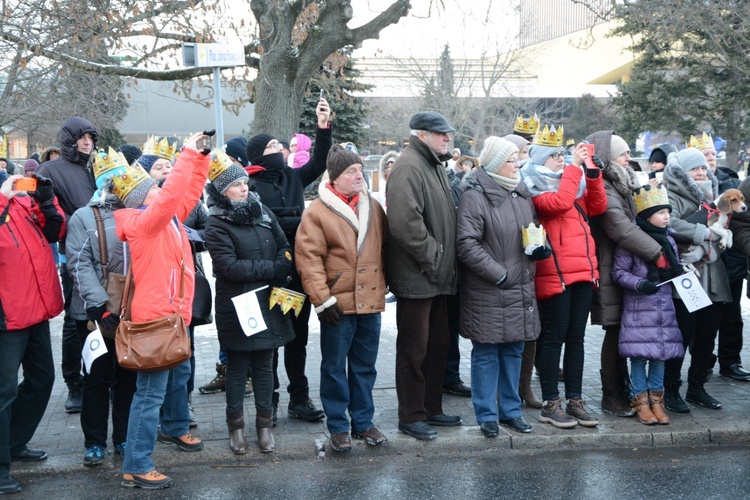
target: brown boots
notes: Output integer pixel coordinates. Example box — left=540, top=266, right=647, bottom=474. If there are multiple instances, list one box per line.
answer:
left=256, top=408, right=275, bottom=453
left=519, top=342, right=542, bottom=409
left=226, top=410, right=247, bottom=455
left=631, top=391, right=670, bottom=425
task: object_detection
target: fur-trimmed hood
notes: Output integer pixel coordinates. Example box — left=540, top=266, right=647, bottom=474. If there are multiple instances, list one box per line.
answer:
left=317, top=181, right=372, bottom=254
left=663, top=155, right=719, bottom=203
left=379, top=151, right=400, bottom=177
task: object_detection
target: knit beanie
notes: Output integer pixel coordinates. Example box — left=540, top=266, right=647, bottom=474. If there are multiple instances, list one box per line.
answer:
left=649, top=147, right=668, bottom=164
left=117, top=144, right=142, bottom=166
left=223, top=136, right=249, bottom=167
left=136, top=154, right=159, bottom=173
left=24, top=159, right=39, bottom=175
left=326, top=144, right=362, bottom=181
left=478, top=136, right=518, bottom=175
left=676, top=147, right=708, bottom=172
left=246, top=134, right=275, bottom=164
left=212, top=163, right=249, bottom=195
left=528, top=144, right=563, bottom=167
left=502, top=134, right=530, bottom=151
left=610, top=135, right=629, bottom=160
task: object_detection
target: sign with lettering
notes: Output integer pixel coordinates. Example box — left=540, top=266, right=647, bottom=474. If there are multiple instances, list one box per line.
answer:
left=182, top=43, right=245, bottom=68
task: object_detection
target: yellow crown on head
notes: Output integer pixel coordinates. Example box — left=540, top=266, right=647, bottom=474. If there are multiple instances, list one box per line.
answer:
left=688, top=132, right=714, bottom=151
left=633, top=184, right=670, bottom=215
left=208, top=150, right=235, bottom=183
left=142, top=135, right=177, bottom=161
left=0, top=135, right=6, bottom=158
left=110, top=163, right=152, bottom=202
left=534, top=124, right=564, bottom=148
left=566, top=139, right=576, bottom=147
left=514, top=114, right=540, bottom=135
left=93, top=147, right=128, bottom=180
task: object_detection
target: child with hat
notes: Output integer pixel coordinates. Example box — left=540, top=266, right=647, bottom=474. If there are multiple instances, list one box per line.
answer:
left=611, top=185, right=684, bottom=425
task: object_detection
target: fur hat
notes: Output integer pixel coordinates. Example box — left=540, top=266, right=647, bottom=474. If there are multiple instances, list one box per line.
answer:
left=676, top=147, right=708, bottom=172
left=327, top=144, right=362, bottom=182
left=117, top=144, right=142, bottom=166
left=136, top=154, right=159, bottom=173
left=528, top=144, right=564, bottom=167
left=245, top=134, right=275, bottom=164
left=479, top=136, right=518, bottom=175
left=610, top=134, right=629, bottom=160
left=223, top=136, right=249, bottom=167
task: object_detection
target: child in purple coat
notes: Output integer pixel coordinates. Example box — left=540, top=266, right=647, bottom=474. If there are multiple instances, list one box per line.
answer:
left=611, top=185, right=684, bottom=425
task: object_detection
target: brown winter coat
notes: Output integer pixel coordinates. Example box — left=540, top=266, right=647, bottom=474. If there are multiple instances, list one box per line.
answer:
left=456, top=168, right=540, bottom=344
left=295, top=182, right=387, bottom=314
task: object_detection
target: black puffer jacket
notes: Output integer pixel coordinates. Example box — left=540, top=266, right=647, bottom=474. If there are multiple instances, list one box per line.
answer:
left=715, top=167, right=745, bottom=281
left=204, top=183, right=294, bottom=352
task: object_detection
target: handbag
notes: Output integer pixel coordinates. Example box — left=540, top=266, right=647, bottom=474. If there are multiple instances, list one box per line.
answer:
left=90, top=206, right=132, bottom=339
left=115, top=258, right=191, bottom=372
left=191, top=267, right=213, bottom=326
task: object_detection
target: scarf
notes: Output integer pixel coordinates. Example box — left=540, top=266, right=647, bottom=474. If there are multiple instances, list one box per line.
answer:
left=635, top=216, right=683, bottom=282
left=221, top=191, right=272, bottom=227
left=486, top=171, right=520, bottom=192
left=522, top=162, right=586, bottom=198
left=251, top=152, right=286, bottom=172
left=328, top=182, right=360, bottom=217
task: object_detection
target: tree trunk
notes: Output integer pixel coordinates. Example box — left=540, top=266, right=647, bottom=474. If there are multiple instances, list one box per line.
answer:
left=251, top=57, right=307, bottom=140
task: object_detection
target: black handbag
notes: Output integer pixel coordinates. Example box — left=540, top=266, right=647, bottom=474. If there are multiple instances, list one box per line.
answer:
left=191, top=267, right=213, bottom=326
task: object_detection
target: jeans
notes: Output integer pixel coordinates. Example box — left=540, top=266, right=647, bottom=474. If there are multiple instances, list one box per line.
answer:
left=76, top=321, right=136, bottom=448
left=320, top=314, right=381, bottom=434
left=226, top=350, right=274, bottom=413
left=537, top=282, right=593, bottom=401
left=60, top=264, right=82, bottom=386
left=443, top=291, right=463, bottom=386
left=470, top=340, right=523, bottom=424
left=0, top=322, right=55, bottom=469
left=630, top=358, right=665, bottom=395
left=122, top=358, right=191, bottom=474
left=273, top=274, right=312, bottom=405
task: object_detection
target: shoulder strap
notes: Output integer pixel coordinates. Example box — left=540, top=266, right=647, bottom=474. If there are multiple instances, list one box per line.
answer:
left=91, top=206, right=109, bottom=281
left=119, top=259, right=133, bottom=318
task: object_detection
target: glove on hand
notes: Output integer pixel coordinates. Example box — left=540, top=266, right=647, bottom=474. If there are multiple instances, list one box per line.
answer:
left=591, top=155, right=605, bottom=169
left=100, top=312, right=120, bottom=331
left=636, top=280, right=659, bottom=295
left=30, top=174, right=55, bottom=205
left=680, top=245, right=705, bottom=265
left=318, top=303, right=343, bottom=326
left=530, top=245, right=552, bottom=261
left=87, top=304, right=107, bottom=322
left=272, top=260, right=290, bottom=286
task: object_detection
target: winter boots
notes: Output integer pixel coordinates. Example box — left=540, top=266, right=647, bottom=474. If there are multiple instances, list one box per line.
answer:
left=686, top=368, right=722, bottom=409
left=648, top=390, right=670, bottom=424
left=226, top=410, right=247, bottom=455
left=630, top=391, right=657, bottom=425
left=256, top=408, right=275, bottom=453
left=199, top=363, right=227, bottom=394
left=600, top=369, right=634, bottom=417
left=518, top=342, right=542, bottom=409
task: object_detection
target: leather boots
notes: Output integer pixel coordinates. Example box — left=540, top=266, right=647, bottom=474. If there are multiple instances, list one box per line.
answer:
left=630, top=391, right=657, bottom=425
left=226, top=410, right=247, bottom=455
left=648, top=390, right=670, bottom=424
left=518, top=342, right=542, bottom=409
left=256, top=408, right=275, bottom=453
left=600, top=369, right=634, bottom=417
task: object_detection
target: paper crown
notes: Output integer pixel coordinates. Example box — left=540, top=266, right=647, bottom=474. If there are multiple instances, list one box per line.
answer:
left=208, top=150, right=235, bottom=183
left=93, top=147, right=129, bottom=180
left=534, top=124, right=564, bottom=148
left=0, top=135, right=6, bottom=158
left=522, top=222, right=547, bottom=249
left=633, top=184, right=670, bottom=215
left=514, top=114, right=540, bottom=135
left=566, top=139, right=576, bottom=147
left=269, top=287, right=306, bottom=317
left=142, top=135, right=177, bottom=161
left=688, top=132, right=713, bottom=151
left=110, top=163, right=153, bottom=202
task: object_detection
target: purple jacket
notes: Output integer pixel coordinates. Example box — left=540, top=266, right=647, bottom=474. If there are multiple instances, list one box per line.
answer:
left=611, top=235, right=684, bottom=361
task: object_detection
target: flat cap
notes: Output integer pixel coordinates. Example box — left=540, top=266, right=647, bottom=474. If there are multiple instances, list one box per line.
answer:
left=409, top=111, right=455, bottom=133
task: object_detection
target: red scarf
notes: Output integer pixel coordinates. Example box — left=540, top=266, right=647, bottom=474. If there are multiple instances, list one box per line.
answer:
left=328, top=182, right=359, bottom=216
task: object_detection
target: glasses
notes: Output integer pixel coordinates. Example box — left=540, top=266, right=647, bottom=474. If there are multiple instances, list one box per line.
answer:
left=551, top=152, right=566, bottom=160
left=265, top=140, right=282, bottom=151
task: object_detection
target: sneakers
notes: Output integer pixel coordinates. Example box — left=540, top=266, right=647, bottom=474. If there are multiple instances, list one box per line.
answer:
left=83, top=445, right=106, bottom=466
left=198, top=363, right=226, bottom=394
left=121, top=470, right=172, bottom=490
left=65, top=385, right=83, bottom=414
left=288, top=399, right=325, bottom=422
left=245, top=376, right=254, bottom=398
left=565, top=397, right=599, bottom=427
left=539, top=398, right=577, bottom=429
left=156, top=432, right=204, bottom=452
left=352, top=427, right=388, bottom=446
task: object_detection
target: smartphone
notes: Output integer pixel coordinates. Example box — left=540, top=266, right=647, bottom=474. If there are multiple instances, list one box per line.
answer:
left=319, top=88, right=325, bottom=99
left=13, top=177, right=37, bottom=192
left=583, top=143, right=596, bottom=170
left=197, top=130, right=215, bottom=151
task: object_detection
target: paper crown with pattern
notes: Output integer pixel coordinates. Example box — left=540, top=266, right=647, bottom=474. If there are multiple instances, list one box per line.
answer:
left=208, top=150, right=235, bottom=182
left=269, top=287, right=306, bottom=317
left=514, top=114, right=540, bottom=136
left=522, top=222, right=547, bottom=249
left=566, top=139, right=576, bottom=147
left=93, top=147, right=129, bottom=180
left=0, top=135, right=6, bottom=158
left=633, top=184, right=670, bottom=215
left=688, top=132, right=713, bottom=151
left=110, top=163, right=153, bottom=202
left=142, top=135, right=177, bottom=161
left=533, top=124, right=564, bottom=148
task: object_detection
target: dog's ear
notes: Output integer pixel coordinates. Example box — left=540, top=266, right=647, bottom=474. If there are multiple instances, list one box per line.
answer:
left=716, top=195, right=731, bottom=214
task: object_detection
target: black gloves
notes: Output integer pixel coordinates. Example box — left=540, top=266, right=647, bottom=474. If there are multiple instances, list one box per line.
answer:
left=87, top=304, right=120, bottom=330
left=87, top=304, right=107, bottom=322
left=591, top=155, right=605, bottom=169
left=272, top=260, right=291, bottom=287
left=636, top=280, right=659, bottom=295
left=100, top=313, right=120, bottom=331
left=318, top=303, right=343, bottom=326
left=30, top=174, right=55, bottom=206
left=530, top=246, right=552, bottom=261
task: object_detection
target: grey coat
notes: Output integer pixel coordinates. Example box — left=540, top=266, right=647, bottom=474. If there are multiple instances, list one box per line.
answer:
left=65, top=194, right=127, bottom=321
left=385, top=136, right=458, bottom=298
left=456, top=169, right=540, bottom=344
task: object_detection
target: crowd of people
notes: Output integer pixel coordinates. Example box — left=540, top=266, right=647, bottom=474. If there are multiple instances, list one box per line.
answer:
left=2, top=100, right=750, bottom=493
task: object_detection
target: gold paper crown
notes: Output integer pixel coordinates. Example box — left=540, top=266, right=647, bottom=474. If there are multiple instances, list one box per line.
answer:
left=534, top=124, right=564, bottom=148
left=633, top=184, right=670, bottom=215
left=110, top=163, right=152, bottom=202
left=93, top=147, right=129, bottom=180
left=0, top=135, right=6, bottom=158
left=269, top=287, right=306, bottom=317
left=687, top=132, right=713, bottom=151
left=208, top=150, right=235, bottom=183
left=566, top=139, right=576, bottom=147
left=514, top=114, right=540, bottom=135
left=521, top=222, right=547, bottom=248
left=142, top=135, right=177, bottom=161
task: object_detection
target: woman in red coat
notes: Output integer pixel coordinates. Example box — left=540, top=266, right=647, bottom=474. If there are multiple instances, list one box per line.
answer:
left=520, top=126, right=607, bottom=429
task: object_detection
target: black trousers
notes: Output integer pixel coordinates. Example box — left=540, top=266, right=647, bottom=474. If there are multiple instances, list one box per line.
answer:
left=60, top=264, right=82, bottom=386
left=717, top=279, right=744, bottom=368
left=665, top=300, right=723, bottom=385
left=227, top=349, right=274, bottom=413
left=273, top=273, right=311, bottom=405
left=443, top=291, right=462, bottom=386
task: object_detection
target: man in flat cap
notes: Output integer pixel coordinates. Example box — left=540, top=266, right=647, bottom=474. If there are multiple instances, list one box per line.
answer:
left=386, top=111, right=461, bottom=440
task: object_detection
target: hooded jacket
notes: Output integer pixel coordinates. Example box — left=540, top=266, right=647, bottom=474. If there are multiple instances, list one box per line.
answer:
left=586, top=130, right=662, bottom=326
left=289, top=133, right=312, bottom=169
left=203, top=183, right=294, bottom=352
left=385, top=136, right=458, bottom=299
left=456, top=168, right=540, bottom=344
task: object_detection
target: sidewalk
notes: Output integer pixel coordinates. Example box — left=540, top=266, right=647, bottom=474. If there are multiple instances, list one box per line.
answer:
left=12, top=282, right=750, bottom=479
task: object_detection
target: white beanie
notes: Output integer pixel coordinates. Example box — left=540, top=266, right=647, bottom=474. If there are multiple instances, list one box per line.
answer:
left=610, top=135, right=629, bottom=160
left=676, top=147, right=708, bottom=172
left=479, top=136, right=518, bottom=175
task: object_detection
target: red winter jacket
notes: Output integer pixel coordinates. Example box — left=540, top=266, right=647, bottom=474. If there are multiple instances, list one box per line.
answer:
left=0, top=194, right=65, bottom=331
left=531, top=165, right=607, bottom=300
left=115, top=149, right=209, bottom=324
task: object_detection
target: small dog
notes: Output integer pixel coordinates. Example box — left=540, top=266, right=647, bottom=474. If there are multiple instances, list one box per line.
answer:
left=681, top=188, right=747, bottom=256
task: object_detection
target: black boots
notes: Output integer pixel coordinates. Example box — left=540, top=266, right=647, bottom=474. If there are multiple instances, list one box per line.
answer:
left=686, top=369, right=722, bottom=409
left=664, top=381, right=690, bottom=413
left=64, top=381, right=82, bottom=414
left=600, top=369, right=634, bottom=417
